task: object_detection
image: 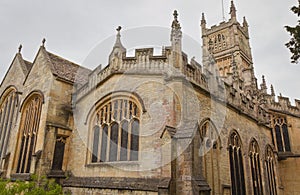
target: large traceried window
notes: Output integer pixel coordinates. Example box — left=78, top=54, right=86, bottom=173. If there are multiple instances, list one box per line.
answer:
left=228, top=131, right=246, bottom=195
left=16, top=94, right=43, bottom=173
left=271, top=115, right=291, bottom=152
left=90, top=97, right=141, bottom=163
left=249, top=139, right=263, bottom=195
left=199, top=120, right=221, bottom=195
left=0, top=88, right=18, bottom=166
left=265, top=145, right=277, bottom=195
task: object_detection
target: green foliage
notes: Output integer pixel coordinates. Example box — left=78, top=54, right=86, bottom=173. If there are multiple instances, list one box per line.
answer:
left=0, top=174, right=65, bottom=195
left=285, top=0, right=300, bottom=63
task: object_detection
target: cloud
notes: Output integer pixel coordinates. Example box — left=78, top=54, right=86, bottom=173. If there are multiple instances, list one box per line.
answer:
left=0, top=0, right=299, bottom=100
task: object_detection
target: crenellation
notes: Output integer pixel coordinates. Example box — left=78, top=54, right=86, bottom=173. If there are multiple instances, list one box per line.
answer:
left=267, top=95, right=300, bottom=116
left=296, top=99, right=300, bottom=109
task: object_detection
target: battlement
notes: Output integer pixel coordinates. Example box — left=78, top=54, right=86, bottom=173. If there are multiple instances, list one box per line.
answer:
left=267, top=95, right=300, bottom=117
left=74, top=44, right=269, bottom=126
left=75, top=46, right=173, bottom=101
left=205, top=20, right=237, bottom=34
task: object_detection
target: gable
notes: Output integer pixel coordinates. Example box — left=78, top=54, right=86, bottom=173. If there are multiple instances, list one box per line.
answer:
left=22, top=47, right=55, bottom=92
left=0, top=53, right=30, bottom=96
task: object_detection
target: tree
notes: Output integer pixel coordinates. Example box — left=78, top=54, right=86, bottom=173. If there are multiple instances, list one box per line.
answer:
left=285, top=0, right=300, bottom=63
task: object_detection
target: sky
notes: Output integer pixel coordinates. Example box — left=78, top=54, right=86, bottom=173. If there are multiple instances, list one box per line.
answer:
left=0, top=0, right=299, bottom=102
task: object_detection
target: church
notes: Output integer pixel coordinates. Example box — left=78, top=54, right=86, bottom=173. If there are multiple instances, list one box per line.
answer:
left=0, top=1, right=299, bottom=194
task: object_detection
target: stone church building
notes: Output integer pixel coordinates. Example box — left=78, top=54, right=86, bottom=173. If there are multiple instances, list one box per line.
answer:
left=0, top=1, right=299, bottom=194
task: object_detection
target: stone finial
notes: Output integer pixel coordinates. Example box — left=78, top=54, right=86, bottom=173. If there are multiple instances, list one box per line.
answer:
left=116, top=26, right=122, bottom=32
left=201, top=13, right=207, bottom=30
left=109, top=25, right=126, bottom=67
left=42, top=38, right=46, bottom=47
left=271, top=84, right=275, bottom=96
left=231, top=53, right=238, bottom=80
left=260, top=75, right=267, bottom=90
left=112, top=26, right=125, bottom=51
left=172, top=10, right=181, bottom=29
left=262, top=75, right=266, bottom=85
left=201, top=13, right=206, bottom=25
left=18, top=44, right=22, bottom=53
left=243, top=16, right=248, bottom=27
left=173, top=10, right=178, bottom=20
left=229, top=0, right=237, bottom=20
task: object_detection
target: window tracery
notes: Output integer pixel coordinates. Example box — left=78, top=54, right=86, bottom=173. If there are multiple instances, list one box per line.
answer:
left=265, top=145, right=277, bottom=195
left=208, top=33, right=227, bottom=53
left=0, top=88, right=18, bottom=166
left=199, top=120, right=221, bottom=195
left=228, top=131, right=246, bottom=195
left=249, top=139, right=263, bottom=195
left=91, top=98, right=140, bottom=163
left=271, top=115, right=291, bottom=152
left=16, top=94, right=43, bottom=173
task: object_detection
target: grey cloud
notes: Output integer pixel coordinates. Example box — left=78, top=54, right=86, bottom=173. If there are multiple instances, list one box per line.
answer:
left=0, top=0, right=299, bottom=100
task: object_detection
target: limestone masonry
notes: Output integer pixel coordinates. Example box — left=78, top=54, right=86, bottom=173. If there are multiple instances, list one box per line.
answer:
left=0, top=1, right=299, bottom=194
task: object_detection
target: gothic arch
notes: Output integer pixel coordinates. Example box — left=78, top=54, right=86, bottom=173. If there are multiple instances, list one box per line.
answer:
left=248, top=138, right=263, bottom=195
left=85, top=90, right=146, bottom=125
left=87, top=92, right=142, bottom=163
left=265, top=144, right=277, bottom=195
left=19, top=90, right=45, bottom=112
left=198, top=118, right=221, bottom=195
left=0, top=86, right=19, bottom=170
left=0, top=85, right=18, bottom=103
left=14, top=92, right=43, bottom=173
left=228, top=130, right=246, bottom=195
left=227, top=129, right=244, bottom=148
left=198, top=118, right=222, bottom=149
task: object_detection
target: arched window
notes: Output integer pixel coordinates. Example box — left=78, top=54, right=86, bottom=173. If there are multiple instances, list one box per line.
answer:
left=90, top=98, right=141, bottom=162
left=249, top=139, right=263, bottom=195
left=16, top=94, right=43, bottom=173
left=199, top=120, right=221, bottom=195
left=228, top=131, right=246, bottom=195
left=272, top=115, right=291, bottom=152
left=265, top=145, right=277, bottom=195
left=0, top=88, right=18, bottom=166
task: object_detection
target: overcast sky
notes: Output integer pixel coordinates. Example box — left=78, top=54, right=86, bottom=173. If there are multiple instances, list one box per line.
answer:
left=0, top=0, right=299, bottom=102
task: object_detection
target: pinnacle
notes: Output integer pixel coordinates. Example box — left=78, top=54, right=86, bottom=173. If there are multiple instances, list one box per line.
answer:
left=113, top=26, right=125, bottom=50
left=18, top=44, right=22, bottom=53
left=230, top=0, right=237, bottom=19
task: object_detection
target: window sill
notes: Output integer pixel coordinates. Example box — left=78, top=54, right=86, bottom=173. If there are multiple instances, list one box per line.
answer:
left=277, top=151, right=300, bottom=160
left=10, top=173, right=31, bottom=181
left=85, top=161, right=140, bottom=167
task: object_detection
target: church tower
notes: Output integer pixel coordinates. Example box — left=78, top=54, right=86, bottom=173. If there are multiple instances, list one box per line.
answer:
left=201, top=1, right=256, bottom=89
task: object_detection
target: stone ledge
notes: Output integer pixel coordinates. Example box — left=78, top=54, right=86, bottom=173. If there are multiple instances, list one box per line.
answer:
left=47, top=170, right=66, bottom=178
left=10, top=173, right=31, bottom=181
left=62, top=176, right=170, bottom=192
